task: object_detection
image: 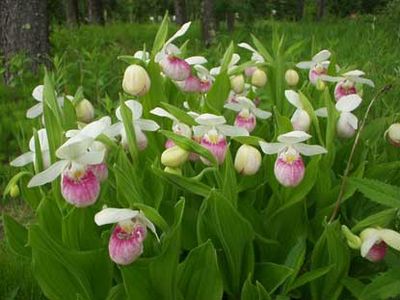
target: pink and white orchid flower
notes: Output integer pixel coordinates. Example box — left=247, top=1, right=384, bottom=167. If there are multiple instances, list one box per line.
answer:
left=285, top=90, right=311, bottom=132
left=26, top=85, right=65, bottom=119
left=10, top=128, right=51, bottom=170
left=28, top=117, right=111, bottom=207
left=259, top=131, right=327, bottom=187
left=224, top=96, right=271, bottom=133
left=95, top=207, right=159, bottom=265
left=320, top=69, right=374, bottom=101
left=110, top=100, right=160, bottom=151
left=296, top=50, right=331, bottom=85
left=210, top=53, right=241, bottom=77
left=194, top=113, right=249, bottom=165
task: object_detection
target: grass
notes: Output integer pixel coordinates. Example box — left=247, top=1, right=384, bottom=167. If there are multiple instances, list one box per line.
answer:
left=0, top=17, right=399, bottom=298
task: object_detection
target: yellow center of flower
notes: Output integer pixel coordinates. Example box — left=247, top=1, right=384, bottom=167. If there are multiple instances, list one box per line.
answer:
left=119, top=219, right=135, bottom=233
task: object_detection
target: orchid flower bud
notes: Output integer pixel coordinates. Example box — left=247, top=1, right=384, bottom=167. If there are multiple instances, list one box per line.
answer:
left=315, top=78, right=326, bottom=91
left=164, top=166, right=182, bottom=175
left=161, top=145, right=190, bottom=167
left=230, top=74, right=245, bottom=94
left=61, top=165, right=100, bottom=207
left=75, top=99, right=95, bottom=123
left=234, top=145, right=262, bottom=175
left=285, top=69, right=299, bottom=86
left=251, top=69, right=267, bottom=87
left=122, top=65, right=151, bottom=96
left=244, top=66, right=257, bottom=77
left=385, top=123, right=400, bottom=147
left=160, top=56, right=191, bottom=81
left=341, top=225, right=362, bottom=249
left=10, top=184, right=20, bottom=198
left=95, top=208, right=159, bottom=266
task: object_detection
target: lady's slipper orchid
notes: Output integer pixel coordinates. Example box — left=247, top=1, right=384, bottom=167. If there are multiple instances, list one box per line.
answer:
left=150, top=107, right=192, bottom=148
left=296, top=50, right=331, bottom=85
left=94, top=207, right=158, bottom=265
left=230, top=74, right=245, bottom=94
left=385, top=123, right=400, bottom=147
left=193, top=64, right=214, bottom=93
left=224, top=96, right=272, bottom=133
left=234, top=144, right=262, bottom=175
left=285, top=69, right=299, bottom=86
left=321, top=69, right=374, bottom=101
left=342, top=225, right=400, bottom=262
left=285, top=90, right=311, bottom=132
left=75, top=99, right=95, bottom=123
left=10, top=128, right=51, bottom=170
left=122, top=65, right=151, bottom=96
left=161, top=145, right=190, bottom=167
left=26, top=85, right=65, bottom=119
left=27, top=117, right=111, bottom=207
left=194, top=113, right=249, bottom=165
left=335, top=94, right=362, bottom=138
left=259, top=131, right=327, bottom=187
left=111, top=100, right=160, bottom=150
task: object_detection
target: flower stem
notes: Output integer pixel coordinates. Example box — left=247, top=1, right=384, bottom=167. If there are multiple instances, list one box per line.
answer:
left=328, top=84, right=393, bottom=224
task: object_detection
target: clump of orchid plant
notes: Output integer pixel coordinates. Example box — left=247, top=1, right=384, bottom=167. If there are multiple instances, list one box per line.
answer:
left=259, top=131, right=327, bottom=187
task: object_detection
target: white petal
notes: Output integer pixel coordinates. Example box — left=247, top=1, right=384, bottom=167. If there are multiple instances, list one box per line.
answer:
left=185, top=56, right=207, bottom=65
left=321, top=61, right=331, bottom=69
left=237, top=96, right=256, bottom=109
left=238, top=42, right=257, bottom=53
left=26, top=103, right=43, bottom=119
left=294, top=143, right=327, bottom=156
left=343, top=70, right=365, bottom=77
left=94, top=208, right=140, bottom=226
left=65, top=129, right=80, bottom=138
left=104, top=122, right=123, bottom=138
left=224, top=103, right=243, bottom=112
left=195, top=114, right=226, bottom=126
left=342, top=112, right=358, bottom=130
left=75, top=150, right=105, bottom=165
left=10, top=152, right=34, bottom=167
left=194, top=64, right=210, bottom=77
left=210, top=66, right=221, bottom=76
left=353, top=77, right=375, bottom=87
left=193, top=125, right=209, bottom=137
left=155, top=51, right=166, bottom=63
left=336, top=94, right=362, bottom=112
left=28, top=160, right=69, bottom=187
left=134, top=50, right=150, bottom=61
left=296, top=61, right=314, bottom=69
left=79, top=116, right=111, bottom=139
left=253, top=108, right=272, bottom=120
left=29, top=128, right=49, bottom=151
left=259, top=142, right=285, bottom=154
left=315, top=107, right=328, bottom=118
left=165, top=21, right=191, bottom=46
left=32, top=85, right=44, bottom=101
left=150, top=107, right=177, bottom=121
left=230, top=53, right=240, bottom=66
left=187, top=111, right=200, bottom=119
left=360, top=232, right=380, bottom=257
left=217, top=124, right=249, bottom=137
left=312, top=50, right=331, bottom=63
left=116, top=100, right=143, bottom=121
left=165, top=43, right=181, bottom=55
left=319, top=75, right=343, bottom=83
left=56, top=136, right=94, bottom=160
left=135, top=119, right=160, bottom=131
left=277, top=131, right=311, bottom=144
left=137, top=212, right=159, bottom=241
left=285, top=90, right=302, bottom=109
left=380, top=229, right=400, bottom=251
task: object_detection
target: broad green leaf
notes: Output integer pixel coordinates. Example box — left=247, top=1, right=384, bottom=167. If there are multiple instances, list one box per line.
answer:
left=219, top=149, right=237, bottom=206
left=241, top=275, right=272, bottom=300
left=2, top=214, right=31, bottom=257
left=151, top=12, right=169, bottom=58
left=220, top=42, right=235, bottom=73
left=197, top=191, right=255, bottom=295
left=255, top=262, right=293, bottom=293
left=205, top=72, right=230, bottom=113
left=282, top=237, right=306, bottom=293
left=106, top=284, right=126, bottom=300
left=289, top=265, right=333, bottom=291
left=251, top=35, right=273, bottom=63
left=351, top=208, right=397, bottom=233
left=348, top=177, right=400, bottom=208
left=299, top=91, right=324, bottom=146
left=342, top=276, right=365, bottom=299
left=160, top=102, right=197, bottom=126
left=131, top=202, right=169, bottom=232
left=119, top=98, right=138, bottom=161
left=360, top=269, right=400, bottom=300
left=232, top=136, right=265, bottom=147
left=178, top=240, right=223, bottom=300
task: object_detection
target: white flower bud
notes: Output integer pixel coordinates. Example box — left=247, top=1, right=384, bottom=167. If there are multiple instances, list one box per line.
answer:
left=316, top=78, right=326, bottom=91
left=230, top=74, right=245, bottom=94
left=285, top=69, right=299, bottom=86
left=122, top=65, right=151, bottom=96
left=161, top=146, right=189, bottom=167
left=75, top=99, right=95, bottom=123
left=251, top=69, right=267, bottom=87
left=386, top=123, right=400, bottom=147
left=234, top=144, right=262, bottom=176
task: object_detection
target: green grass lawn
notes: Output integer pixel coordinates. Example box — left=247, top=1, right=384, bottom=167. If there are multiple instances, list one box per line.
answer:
left=0, top=18, right=399, bottom=299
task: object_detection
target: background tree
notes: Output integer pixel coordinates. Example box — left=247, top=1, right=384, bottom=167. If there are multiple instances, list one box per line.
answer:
left=316, top=0, right=326, bottom=20
left=88, top=0, right=105, bottom=24
left=0, top=0, right=50, bottom=84
left=65, top=0, right=79, bottom=27
left=201, top=0, right=215, bottom=46
left=174, top=0, right=187, bottom=25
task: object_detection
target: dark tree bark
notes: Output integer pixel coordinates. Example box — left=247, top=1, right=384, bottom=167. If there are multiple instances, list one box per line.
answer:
left=65, top=0, right=79, bottom=27
left=88, top=0, right=104, bottom=25
left=174, top=0, right=187, bottom=25
left=316, top=0, right=326, bottom=21
left=0, top=0, right=50, bottom=84
left=201, top=0, right=215, bottom=47
left=296, top=0, right=305, bottom=21
left=226, top=11, right=235, bottom=32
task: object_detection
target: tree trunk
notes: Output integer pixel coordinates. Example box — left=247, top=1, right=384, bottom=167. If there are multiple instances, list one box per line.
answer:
left=201, top=0, right=215, bottom=47
left=226, top=11, right=235, bottom=32
left=88, top=0, right=104, bottom=25
left=296, top=0, right=305, bottom=21
left=65, top=0, right=79, bottom=27
left=0, top=0, right=50, bottom=84
left=174, top=0, right=187, bottom=25
left=316, top=0, right=326, bottom=21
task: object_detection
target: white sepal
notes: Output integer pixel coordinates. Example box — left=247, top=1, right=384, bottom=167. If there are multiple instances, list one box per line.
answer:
left=380, top=229, right=400, bottom=251
left=95, top=208, right=140, bottom=226
left=32, top=85, right=44, bottom=101
left=285, top=90, right=303, bottom=109
left=195, top=114, right=226, bottom=126
left=312, top=49, right=331, bottom=63
left=336, top=94, right=362, bottom=112
left=294, top=143, right=327, bottom=156
left=185, top=56, right=207, bottom=65
left=218, top=125, right=249, bottom=137
left=10, top=152, right=35, bottom=167
left=259, top=142, right=285, bottom=154
left=26, top=103, right=43, bottom=119
left=28, top=160, right=70, bottom=187
left=150, top=107, right=177, bottom=121
left=135, top=119, right=160, bottom=132
left=277, top=131, right=311, bottom=144
left=165, top=22, right=191, bottom=46
left=315, top=107, right=328, bottom=118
